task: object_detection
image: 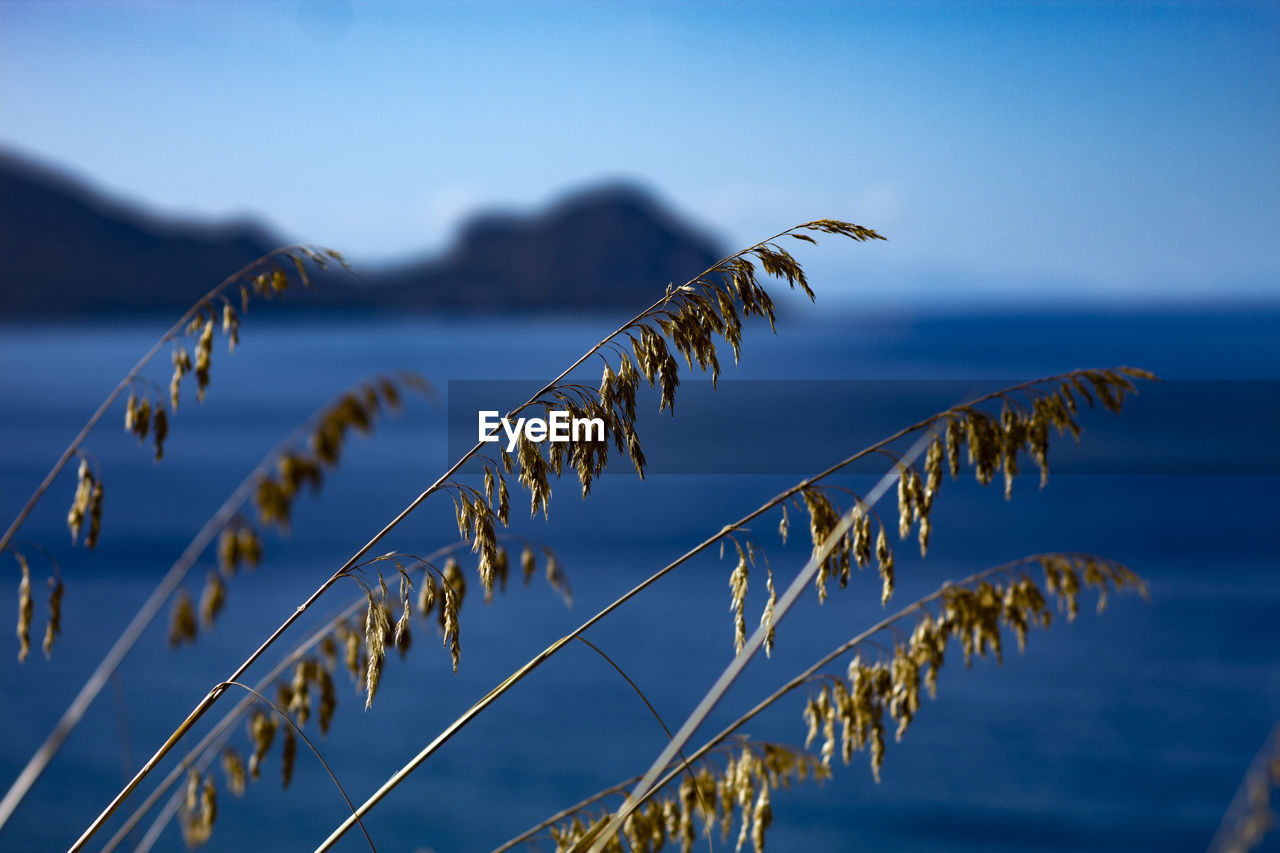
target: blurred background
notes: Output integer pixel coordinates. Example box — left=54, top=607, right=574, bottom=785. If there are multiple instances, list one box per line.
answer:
left=0, top=2, right=1277, bottom=851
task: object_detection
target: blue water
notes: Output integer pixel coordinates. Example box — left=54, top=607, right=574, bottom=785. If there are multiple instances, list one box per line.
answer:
left=0, top=306, right=1277, bottom=852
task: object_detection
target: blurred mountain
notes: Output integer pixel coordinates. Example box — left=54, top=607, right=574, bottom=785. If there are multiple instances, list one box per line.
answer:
left=343, top=185, right=723, bottom=311
left=0, top=151, right=276, bottom=316
left=0, top=150, right=724, bottom=317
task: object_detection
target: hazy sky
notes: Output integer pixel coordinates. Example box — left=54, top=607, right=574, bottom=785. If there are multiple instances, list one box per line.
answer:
left=2, top=1, right=1277, bottom=303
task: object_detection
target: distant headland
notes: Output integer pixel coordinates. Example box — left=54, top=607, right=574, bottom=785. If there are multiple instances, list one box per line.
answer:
left=0, top=149, right=724, bottom=317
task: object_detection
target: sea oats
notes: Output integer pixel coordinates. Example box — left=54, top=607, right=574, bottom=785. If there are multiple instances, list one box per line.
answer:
left=759, top=568, right=777, bottom=657
left=195, top=316, right=214, bottom=402
left=46, top=214, right=1169, bottom=853
left=521, top=545, right=537, bottom=586
left=66, top=458, right=94, bottom=545
left=729, top=549, right=749, bottom=655
left=168, top=590, right=197, bottom=647
left=316, top=664, right=338, bottom=735
left=15, top=555, right=32, bottom=663
left=221, top=748, right=247, bottom=797
left=221, top=304, right=239, bottom=352
left=875, top=524, right=895, bottom=605
left=441, top=582, right=461, bottom=673
left=199, top=571, right=226, bottom=628
left=42, top=576, right=63, bottom=658
left=362, top=592, right=389, bottom=710
left=247, top=708, right=276, bottom=781
left=280, top=726, right=297, bottom=788
left=85, top=480, right=103, bottom=550
left=152, top=406, right=168, bottom=461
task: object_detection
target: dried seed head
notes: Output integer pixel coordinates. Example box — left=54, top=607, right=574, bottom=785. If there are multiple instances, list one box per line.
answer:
left=280, top=725, right=297, bottom=789
left=195, top=317, right=214, bottom=401
left=875, top=524, right=895, bottom=605
left=124, top=393, right=138, bottom=432
left=545, top=552, right=570, bottom=605
left=751, top=783, right=772, bottom=853
left=16, top=555, right=32, bottom=663
left=86, top=479, right=103, bottom=550
left=67, top=458, right=95, bottom=545
left=341, top=620, right=362, bottom=685
left=42, top=576, right=63, bottom=658
left=521, top=545, right=536, bottom=585
left=729, top=549, right=749, bottom=655
left=897, top=466, right=916, bottom=540
left=200, top=571, right=226, bottom=627
left=924, top=438, right=943, bottom=507
left=417, top=568, right=438, bottom=617
left=317, top=665, right=338, bottom=734
left=290, top=660, right=312, bottom=726
left=217, top=528, right=238, bottom=574
left=363, top=592, right=390, bottom=710
left=760, top=568, right=777, bottom=657
left=394, top=574, right=413, bottom=656
left=852, top=508, right=872, bottom=569
left=247, top=708, right=276, bottom=780
left=184, top=768, right=200, bottom=814
left=152, top=406, right=168, bottom=462
left=441, top=582, right=461, bottom=673
left=494, top=546, right=510, bottom=593
left=134, top=397, right=151, bottom=442
left=170, top=346, right=191, bottom=411
left=221, top=748, right=246, bottom=797
left=222, top=304, right=239, bottom=352
left=237, top=527, right=262, bottom=568
left=168, top=590, right=197, bottom=647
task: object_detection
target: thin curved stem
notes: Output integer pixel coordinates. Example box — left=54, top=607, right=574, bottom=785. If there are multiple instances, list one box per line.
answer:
left=572, top=637, right=712, bottom=853
left=216, top=681, right=378, bottom=853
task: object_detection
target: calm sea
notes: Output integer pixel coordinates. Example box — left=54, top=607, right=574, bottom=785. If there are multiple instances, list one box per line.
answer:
left=0, top=306, right=1277, bottom=852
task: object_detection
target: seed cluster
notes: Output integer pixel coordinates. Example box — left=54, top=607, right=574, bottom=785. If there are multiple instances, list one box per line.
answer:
left=800, top=554, right=1143, bottom=783
left=185, top=542, right=566, bottom=843
left=14, top=555, right=32, bottom=663
left=447, top=221, right=884, bottom=624
left=74, top=248, right=339, bottom=555
left=179, top=769, right=218, bottom=847
left=548, top=741, right=828, bottom=853
left=1215, top=728, right=1280, bottom=853
left=13, top=247, right=345, bottom=661
left=164, top=374, right=424, bottom=648
left=733, top=367, right=1153, bottom=657
left=66, top=458, right=103, bottom=549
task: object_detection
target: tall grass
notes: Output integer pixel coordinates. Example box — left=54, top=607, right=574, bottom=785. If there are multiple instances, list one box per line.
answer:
left=7, top=220, right=1257, bottom=852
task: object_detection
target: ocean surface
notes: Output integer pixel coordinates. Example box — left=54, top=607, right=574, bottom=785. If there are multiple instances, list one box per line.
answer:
left=0, top=305, right=1277, bottom=852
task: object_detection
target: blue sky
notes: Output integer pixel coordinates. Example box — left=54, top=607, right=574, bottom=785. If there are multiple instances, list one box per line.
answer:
left=1, top=1, right=1277, bottom=304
